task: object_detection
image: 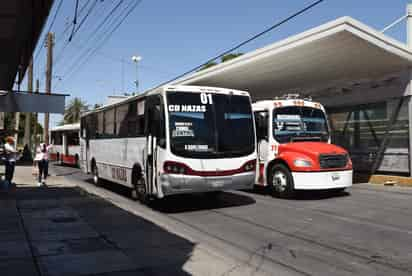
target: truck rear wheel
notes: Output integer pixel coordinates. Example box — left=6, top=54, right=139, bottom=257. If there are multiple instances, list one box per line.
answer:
left=268, top=163, right=295, bottom=198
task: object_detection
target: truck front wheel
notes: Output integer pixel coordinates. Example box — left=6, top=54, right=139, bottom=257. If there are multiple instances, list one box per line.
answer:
left=268, top=163, right=295, bottom=198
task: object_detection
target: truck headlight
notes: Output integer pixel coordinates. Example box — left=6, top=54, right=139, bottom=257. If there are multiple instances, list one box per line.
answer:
left=294, top=159, right=312, bottom=167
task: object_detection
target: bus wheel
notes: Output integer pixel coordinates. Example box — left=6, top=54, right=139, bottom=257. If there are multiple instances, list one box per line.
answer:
left=205, top=191, right=222, bottom=200
left=268, top=163, right=294, bottom=198
left=92, top=162, right=100, bottom=186
left=75, top=155, right=79, bottom=168
left=132, top=174, right=148, bottom=204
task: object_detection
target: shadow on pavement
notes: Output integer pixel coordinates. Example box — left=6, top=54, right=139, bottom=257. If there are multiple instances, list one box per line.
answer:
left=1, top=185, right=195, bottom=276
left=151, top=192, right=256, bottom=214
left=246, top=186, right=351, bottom=201
left=85, top=178, right=256, bottom=214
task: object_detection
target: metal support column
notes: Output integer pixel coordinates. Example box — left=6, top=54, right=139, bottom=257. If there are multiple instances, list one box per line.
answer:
left=371, top=98, right=404, bottom=175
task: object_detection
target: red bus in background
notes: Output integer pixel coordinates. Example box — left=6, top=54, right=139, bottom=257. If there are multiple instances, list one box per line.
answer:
left=49, top=123, right=81, bottom=167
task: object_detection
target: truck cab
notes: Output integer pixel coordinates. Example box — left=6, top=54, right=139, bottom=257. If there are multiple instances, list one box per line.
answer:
left=253, top=95, right=353, bottom=197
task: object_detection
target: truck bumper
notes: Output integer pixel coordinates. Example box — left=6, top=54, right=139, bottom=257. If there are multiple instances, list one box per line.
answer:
left=292, top=170, right=353, bottom=190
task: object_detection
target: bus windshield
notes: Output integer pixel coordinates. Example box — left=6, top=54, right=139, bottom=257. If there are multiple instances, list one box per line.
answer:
left=273, top=106, right=329, bottom=143
left=167, top=91, right=255, bottom=158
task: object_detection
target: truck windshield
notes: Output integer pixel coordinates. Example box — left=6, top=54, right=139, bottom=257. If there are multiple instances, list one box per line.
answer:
left=273, top=106, right=329, bottom=143
left=167, top=91, right=255, bottom=158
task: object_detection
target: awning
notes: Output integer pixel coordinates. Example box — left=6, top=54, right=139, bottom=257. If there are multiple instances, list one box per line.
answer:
left=0, top=91, right=67, bottom=113
left=175, top=17, right=412, bottom=101
left=0, top=1, right=54, bottom=90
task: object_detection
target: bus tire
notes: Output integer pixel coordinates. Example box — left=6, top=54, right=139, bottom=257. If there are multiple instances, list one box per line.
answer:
left=205, top=191, right=222, bottom=200
left=332, top=188, right=345, bottom=195
left=74, top=154, right=79, bottom=168
left=268, top=163, right=295, bottom=198
left=132, top=168, right=148, bottom=204
left=92, top=161, right=100, bottom=186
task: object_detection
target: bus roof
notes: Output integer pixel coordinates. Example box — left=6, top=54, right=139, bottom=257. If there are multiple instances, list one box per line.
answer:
left=252, top=99, right=324, bottom=111
left=81, top=85, right=250, bottom=117
left=50, top=123, right=80, bottom=132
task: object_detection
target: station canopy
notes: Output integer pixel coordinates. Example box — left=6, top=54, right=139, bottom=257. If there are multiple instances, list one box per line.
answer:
left=0, top=0, right=68, bottom=114
left=174, top=17, right=412, bottom=100
left=0, top=0, right=53, bottom=90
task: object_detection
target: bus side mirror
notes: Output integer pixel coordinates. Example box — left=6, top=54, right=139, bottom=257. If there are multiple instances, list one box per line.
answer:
left=158, top=138, right=166, bottom=148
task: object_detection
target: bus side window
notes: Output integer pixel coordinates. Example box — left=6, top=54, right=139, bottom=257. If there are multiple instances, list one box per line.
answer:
left=152, top=105, right=166, bottom=148
left=254, top=111, right=268, bottom=141
left=145, top=96, right=166, bottom=148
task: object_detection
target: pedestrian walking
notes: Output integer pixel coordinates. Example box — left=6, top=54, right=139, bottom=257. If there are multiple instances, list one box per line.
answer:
left=35, top=143, right=52, bottom=186
left=3, top=136, right=17, bottom=188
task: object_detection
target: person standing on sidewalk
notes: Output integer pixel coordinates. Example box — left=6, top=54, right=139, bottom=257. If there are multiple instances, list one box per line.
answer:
left=4, top=136, right=17, bottom=188
left=35, top=143, right=51, bottom=186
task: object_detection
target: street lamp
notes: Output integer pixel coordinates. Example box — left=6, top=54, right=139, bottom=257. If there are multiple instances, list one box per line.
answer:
left=131, top=55, right=142, bottom=93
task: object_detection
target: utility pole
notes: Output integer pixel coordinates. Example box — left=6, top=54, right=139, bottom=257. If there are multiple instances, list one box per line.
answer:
left=23, top=57, right=33, bottom=149
left=131, top=55, right=142, bottom=94
left=14, top=113, right=20, bottom=143
left=33, top=79, right=39, bottom=148
left=121, top=58, right=125, bottom=94
left=44, top=32, right=54, bottom=144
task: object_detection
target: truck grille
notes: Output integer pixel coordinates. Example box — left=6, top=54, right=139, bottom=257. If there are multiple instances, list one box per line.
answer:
left=319, top=154, right=347, bottom=169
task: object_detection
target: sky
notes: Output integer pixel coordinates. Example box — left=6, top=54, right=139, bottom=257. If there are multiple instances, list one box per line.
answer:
left=21, top=0, right=412, bottom=127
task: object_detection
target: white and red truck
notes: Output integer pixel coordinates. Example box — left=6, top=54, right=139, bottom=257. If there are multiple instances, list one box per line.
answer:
left=253, top=95, right=352, bottom=197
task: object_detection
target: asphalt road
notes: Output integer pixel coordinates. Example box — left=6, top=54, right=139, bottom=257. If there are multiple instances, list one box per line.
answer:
left=51, top=164, right=412, bottom=276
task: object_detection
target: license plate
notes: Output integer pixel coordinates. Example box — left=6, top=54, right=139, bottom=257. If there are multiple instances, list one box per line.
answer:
left=212, top=180, right=225, bottom=187
left=332, top=173, right=340, bottom=181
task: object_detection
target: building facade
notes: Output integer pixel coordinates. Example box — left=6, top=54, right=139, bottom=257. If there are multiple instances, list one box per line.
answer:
left=173, top=15, right=412, bottom=177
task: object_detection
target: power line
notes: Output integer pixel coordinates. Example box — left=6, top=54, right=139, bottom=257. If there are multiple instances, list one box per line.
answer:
left=55, top=0, right=94, bottom=43
left=56, top=41, right=172, bottom=76
left=45, top=0, right=107, bottom=80
left=68, top=0, right=80, bottom=42
left=33, top=0, right=64, bottom=62
left=57, top=0, right=137, bottom=84
left=60, top=0, right=142, bottom=85
left=54, top=0, right=125, bottom=70
left=36, top=0, right=97, bottom=83
left=156, top=0, right=325, bottom=88
left=72, top=0, right=100, bottom=38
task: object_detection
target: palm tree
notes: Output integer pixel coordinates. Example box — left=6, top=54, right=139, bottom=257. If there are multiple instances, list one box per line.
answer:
left=63, top=98, right=88, bottom=124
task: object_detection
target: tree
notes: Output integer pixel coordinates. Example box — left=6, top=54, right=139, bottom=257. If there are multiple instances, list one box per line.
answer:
left=1, top=112, right=42, bottom=146
left=197, top=53, right=243, bottom=72
left=93, top=103, right=102, bottom=109
left=221, top=53, right=243, bottom=63
left=198, top=61, right=218, bottom=71
left=63, top=97, right=88, bottom=124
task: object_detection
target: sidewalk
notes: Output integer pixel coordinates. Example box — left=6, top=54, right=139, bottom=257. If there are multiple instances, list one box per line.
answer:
left=0, top=165, right=264, bottom=276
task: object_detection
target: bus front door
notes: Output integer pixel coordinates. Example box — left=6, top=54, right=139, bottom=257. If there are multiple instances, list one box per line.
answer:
left=145, top=96, right=165, bottom=197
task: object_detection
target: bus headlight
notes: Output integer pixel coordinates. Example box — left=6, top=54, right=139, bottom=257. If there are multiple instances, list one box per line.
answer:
left=293, top=159, right=312, bottom=167
left=242, top=160, right=256, bottom=172
left=164, top=161, right=187, bottom=174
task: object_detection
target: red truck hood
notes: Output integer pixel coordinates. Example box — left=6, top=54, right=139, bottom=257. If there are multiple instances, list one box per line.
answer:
left=279, top=142, right=347, bottom=156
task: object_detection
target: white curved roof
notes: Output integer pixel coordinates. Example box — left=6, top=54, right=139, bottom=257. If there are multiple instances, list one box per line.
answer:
left=174, top=17, right=412, bottom=100
left=51, top=123, right=80, bottom=132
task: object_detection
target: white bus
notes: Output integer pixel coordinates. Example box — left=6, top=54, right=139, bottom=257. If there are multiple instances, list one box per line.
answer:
left=80, top=85, right=256, bottom=201
left=50, top=123, right=81, bottom=167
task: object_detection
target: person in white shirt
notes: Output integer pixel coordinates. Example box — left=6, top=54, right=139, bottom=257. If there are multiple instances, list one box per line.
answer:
left=35, top=143, right=52, bottom=186
left=4, top=136, right=17, bottom=186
